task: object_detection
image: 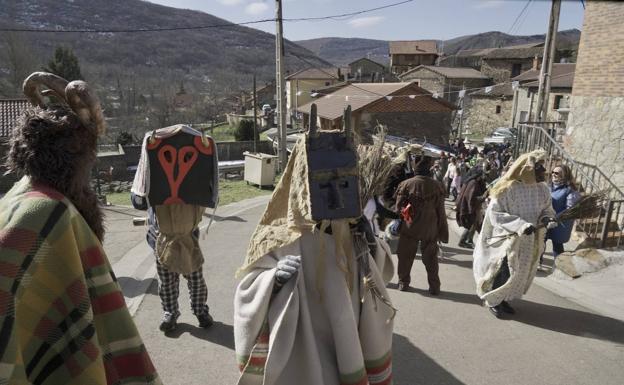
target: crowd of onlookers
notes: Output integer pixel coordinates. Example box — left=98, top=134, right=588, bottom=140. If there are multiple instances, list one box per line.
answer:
left=432, top=139, right=514, bottom=201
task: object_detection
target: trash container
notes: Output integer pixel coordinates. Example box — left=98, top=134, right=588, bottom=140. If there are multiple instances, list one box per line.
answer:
left=243, top=152, right=278, bottom=188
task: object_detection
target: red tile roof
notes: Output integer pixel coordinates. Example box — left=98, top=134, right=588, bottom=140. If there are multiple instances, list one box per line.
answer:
left=298, top=82, right=454, bottom=121
left=0, top=99, right=29, bottom=138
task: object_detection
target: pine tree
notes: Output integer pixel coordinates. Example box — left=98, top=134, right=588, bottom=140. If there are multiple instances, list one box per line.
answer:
left=44, top=47, right=83, bottom=81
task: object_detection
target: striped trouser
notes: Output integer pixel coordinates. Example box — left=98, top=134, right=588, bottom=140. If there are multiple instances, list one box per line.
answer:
left=156, top=260, right=209, bottom=317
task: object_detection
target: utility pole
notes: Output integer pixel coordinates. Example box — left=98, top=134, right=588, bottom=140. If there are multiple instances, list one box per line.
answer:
left=457, top=85, right=465, bottom=141
left=253, top=74, right=258, bottom=153
left=534, top=0, right=561, bottom=122
left=275, top=0, right=287, bottom=171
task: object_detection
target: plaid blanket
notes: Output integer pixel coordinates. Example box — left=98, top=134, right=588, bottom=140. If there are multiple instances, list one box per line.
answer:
left=0, top=177, right=161, bottom=384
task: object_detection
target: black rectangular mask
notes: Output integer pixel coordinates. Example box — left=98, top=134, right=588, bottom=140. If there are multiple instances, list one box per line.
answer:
left=307, top=131, right=361, bottom=221
left=146, top=130, right=217, bottom=207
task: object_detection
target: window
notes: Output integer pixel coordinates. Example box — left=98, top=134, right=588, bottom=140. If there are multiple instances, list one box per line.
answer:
left=553, top=95, right=569, bottom=110
left=325, top=81, right=331, bottom=86
left=495, top=105, right=501, bottom=114
left=511, top=63, right=522, bottom=77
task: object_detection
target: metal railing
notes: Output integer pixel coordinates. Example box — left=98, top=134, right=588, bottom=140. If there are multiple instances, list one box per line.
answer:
left=514, top=123, right=624, bottom=248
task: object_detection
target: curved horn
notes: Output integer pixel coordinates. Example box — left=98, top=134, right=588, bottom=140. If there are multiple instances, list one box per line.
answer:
left=22, top=72, right=69, bottom=108
left=65, top=80, right=107, bottom=136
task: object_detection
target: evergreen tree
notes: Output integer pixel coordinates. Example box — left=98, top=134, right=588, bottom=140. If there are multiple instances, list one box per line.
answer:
left=44, top=47, right=83, bottom=81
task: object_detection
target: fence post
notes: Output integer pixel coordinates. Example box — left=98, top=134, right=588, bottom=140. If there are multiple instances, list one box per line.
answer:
left=601, top=200, right=614, bottom=248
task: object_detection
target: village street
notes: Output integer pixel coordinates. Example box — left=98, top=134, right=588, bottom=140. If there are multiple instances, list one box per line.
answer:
left=108, top=197, right=624, bottom=385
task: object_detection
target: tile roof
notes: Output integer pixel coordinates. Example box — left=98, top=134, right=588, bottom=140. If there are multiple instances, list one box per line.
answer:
left=455, top=47, right=496, bottom=57
left=512, top=63, right=576, bottom=83
left=470, top=83, right=514, bottom=97
left=0, top=99, right=29, bottom=138
left=298, top=82, right=454, bottom=121
left=523, top=71, right=575, bottom=89
left=389, top=40, right=438, bottom=55
left=399, top=65, right=489, bottom=80
left=348, top=57, right=385, bottom=69
left=285, top=67, right=340, bottom=80
left=483, top=46, right=545, bottom=60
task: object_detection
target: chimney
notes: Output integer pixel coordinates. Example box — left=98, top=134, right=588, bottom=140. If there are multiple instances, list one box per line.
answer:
left=532, top=55, right=541, bottom=71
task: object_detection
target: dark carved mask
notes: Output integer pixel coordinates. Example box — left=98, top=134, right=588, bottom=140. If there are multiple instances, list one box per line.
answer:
left=146, top=128, right=217, bottom=207
left=306, top=130, right=361, bottom=221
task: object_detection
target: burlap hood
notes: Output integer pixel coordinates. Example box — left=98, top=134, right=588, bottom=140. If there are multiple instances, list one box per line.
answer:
left=490, top=149, right=546, bottom=198
left=237, top=137, right=317, bottom=277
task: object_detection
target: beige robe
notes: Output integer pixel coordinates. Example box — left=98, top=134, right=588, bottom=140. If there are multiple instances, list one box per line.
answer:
left=473, top=182, right=555, bottom=306
left=234, top=231, right=394, bottom=385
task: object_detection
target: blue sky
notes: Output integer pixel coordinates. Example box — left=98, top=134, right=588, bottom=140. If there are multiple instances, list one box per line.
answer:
left=147, top=0, right=585, bottom=41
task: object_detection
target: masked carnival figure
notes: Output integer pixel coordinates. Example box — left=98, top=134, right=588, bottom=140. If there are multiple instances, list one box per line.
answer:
left=234, top=106, right=395, bottom=385
left=0, top=72, right=160, bottom=384
left=131, top=124, right=218, bottom=332
left=472, top=149, right=556, bottom=318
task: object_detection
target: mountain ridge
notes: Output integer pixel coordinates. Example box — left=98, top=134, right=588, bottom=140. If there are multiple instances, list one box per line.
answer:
left=296, top=29, right=581, bottom=66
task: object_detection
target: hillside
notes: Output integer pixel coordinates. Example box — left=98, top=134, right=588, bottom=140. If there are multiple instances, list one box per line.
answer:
left=297, top=29, right=581, bottom=66
left=0, top=0, right=329, bottom=139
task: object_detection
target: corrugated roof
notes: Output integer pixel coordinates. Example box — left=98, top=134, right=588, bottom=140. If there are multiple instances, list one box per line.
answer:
left=399, top=65, right=489, bottom=80
left=524, top=71, right=575, bottom=89
left=286, top=68, right=340, bottom=80
left=470, top=83, right=514, bottom=97
left=0, top=99, right=29, bottom=137
left=389, top=40, right=438, bottom=55
left=512, top=63, right=575, bottom=83
left=298, top=82, right=453, bottom=121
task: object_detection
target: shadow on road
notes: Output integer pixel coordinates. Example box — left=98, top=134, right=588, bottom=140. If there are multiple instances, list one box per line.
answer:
left=512, top=301, right=624, bottom=344
left=393, top=333, right=465, bottom=385
left=438, top=255, right=474, bottom=269
left=203, top=213, right=247, bottom=223
left=402, top=288, right=624, bottom=344
left=164, top=321, right=235, bottom=350
left=117, top=276, right=158, bottom=298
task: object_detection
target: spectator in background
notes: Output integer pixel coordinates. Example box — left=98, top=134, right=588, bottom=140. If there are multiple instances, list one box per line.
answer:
left=542, top=165, right=581, bottom=267
left=431, top=160, right=445, bottom=184
left=444, top=157, right=458, bottom=198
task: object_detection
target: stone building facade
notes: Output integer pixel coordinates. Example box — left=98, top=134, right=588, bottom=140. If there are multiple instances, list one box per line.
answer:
left=398, top=65, right=491, bottom=105
left=389, top=40, right=439, bottom=75
left=461, top=84, right=514, bottom=137
left=565, top=1, right=624, bottom=189
left=348, top=58, right=386, bottom=82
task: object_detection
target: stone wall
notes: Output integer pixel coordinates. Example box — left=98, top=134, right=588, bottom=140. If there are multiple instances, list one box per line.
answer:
left=462, top=96, right=513, bottom=137
left=360, top=111, right=451, bottom=146
left=400, top=69, right=490, bottom=105
left=481, top=59, right=533, bottom=83
left=565, top=2, right=624, bottom=190
left=565, top=96, right=624, bottom=189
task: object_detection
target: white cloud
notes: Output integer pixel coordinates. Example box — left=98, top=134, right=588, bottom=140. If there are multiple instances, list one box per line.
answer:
left=348, top=16, right=385, bottom=29
left=218, top=0, right=245, bottom=5
left=473, top=0, right=505, bottom=9
left=245, top=2, right=270, bottom=15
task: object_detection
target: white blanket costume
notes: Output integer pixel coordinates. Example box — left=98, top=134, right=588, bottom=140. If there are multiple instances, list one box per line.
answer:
left=473, top=150, right=555, bottom=307
left=234, top=138, right=394, bottom=385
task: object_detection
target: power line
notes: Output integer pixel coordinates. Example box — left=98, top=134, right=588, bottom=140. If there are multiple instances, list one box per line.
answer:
left=0, top=0, right=415, bottom=34
left=507, top=0, right=532, bottom=35
left=283, top=0, right=415, bottom=22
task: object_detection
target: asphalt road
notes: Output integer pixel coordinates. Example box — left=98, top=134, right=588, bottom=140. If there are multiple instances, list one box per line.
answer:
left=129, top=200, right=624, bottom=385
